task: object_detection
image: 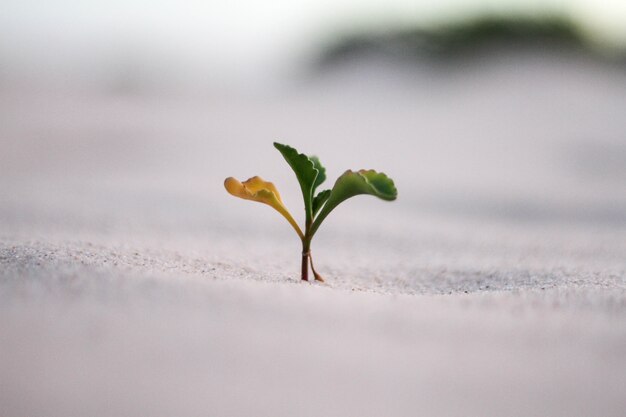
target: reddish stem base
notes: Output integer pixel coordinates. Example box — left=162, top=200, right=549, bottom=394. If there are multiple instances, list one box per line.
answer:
left=301, top=252, right=309, bottom=281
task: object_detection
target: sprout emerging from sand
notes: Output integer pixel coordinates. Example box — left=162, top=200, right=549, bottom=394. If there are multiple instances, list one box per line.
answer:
left=224, top=142, right=397, bottom=282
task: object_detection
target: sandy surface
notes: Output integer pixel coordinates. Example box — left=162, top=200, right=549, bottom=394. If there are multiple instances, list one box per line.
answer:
left=1, top=54, right=626, bottom=416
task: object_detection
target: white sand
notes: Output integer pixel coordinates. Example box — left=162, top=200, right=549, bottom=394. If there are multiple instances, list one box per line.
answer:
left=1, top=54, right=626, bottom=416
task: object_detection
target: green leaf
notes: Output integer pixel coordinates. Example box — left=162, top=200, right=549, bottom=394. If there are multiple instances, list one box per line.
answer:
left=273, top=142, right=319, bottom=220
left=310, top=169, right=397, bottom=236
left=309, top=156, right=326, bottom=192
left=312, top=189, right=331, bottom=217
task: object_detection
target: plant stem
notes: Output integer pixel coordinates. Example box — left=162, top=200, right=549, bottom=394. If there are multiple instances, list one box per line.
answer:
left=301, top=248, right=309, bottom=281
left=301, top=216, right=312, bottom=281
left=301, top=235, right=311, bottom=281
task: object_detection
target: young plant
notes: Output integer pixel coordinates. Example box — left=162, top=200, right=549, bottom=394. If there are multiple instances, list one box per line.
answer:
left=224, top=142, right=397, bottom=282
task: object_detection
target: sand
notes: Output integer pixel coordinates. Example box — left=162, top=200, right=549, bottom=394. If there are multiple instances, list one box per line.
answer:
left=1, top=54, right=626, bottom=416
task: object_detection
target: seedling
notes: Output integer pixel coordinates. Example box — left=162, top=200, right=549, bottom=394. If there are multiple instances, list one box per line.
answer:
left=224, top=142, right=397, bottom=282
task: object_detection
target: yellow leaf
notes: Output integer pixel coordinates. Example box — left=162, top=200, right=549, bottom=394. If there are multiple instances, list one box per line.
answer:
left=224, top=176, right=304, bottom=239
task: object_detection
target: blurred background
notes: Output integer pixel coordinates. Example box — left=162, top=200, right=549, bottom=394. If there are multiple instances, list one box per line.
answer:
left=2, top=0, right=626, bottom=93
left=1, top=0, right=626, bottom=262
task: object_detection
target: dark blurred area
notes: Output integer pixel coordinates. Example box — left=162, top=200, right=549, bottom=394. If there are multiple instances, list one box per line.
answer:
left=314, top=16, right=626, bottom=71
